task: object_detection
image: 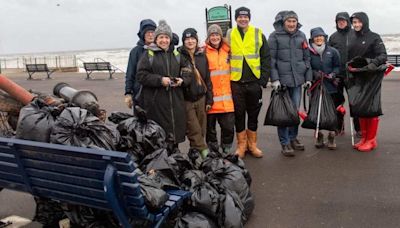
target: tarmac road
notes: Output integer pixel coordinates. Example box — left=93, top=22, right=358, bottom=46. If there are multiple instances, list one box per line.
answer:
left=1, top=71, right=400, bottom=227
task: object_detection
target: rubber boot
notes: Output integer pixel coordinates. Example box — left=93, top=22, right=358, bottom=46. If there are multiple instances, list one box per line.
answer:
left=235, top=131, right=247, bottom=158
left=222, top=144, right=232, bottom=154
left=201, top=149, right=209, bottom=158
left=358, top=117, right=379, bottom=152
left=315, top=132, right=325, bottom=148
left=246, top=130, right=263, bottom=158
left=327, top=132, right=337, bottom=150
left=353, top=118, right=368, bottom=149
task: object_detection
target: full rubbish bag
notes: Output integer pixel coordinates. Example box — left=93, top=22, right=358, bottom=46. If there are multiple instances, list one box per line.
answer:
left=347, top=59, right=387, bottom=117
left=264, top=88, right=300, bottom=127
left=174, top=212, right=218, bottom=228
left=301, top=83, right=338, bottom=131
left=50, top=107, right=115, bottom=150
left=16, top=99, right=61, bottom=142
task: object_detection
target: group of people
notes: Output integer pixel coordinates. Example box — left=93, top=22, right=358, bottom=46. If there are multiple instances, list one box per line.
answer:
left=124, top=7, right=387, bottom=158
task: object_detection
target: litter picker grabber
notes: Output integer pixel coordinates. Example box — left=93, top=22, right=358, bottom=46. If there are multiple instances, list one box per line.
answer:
left=315, top=77, right=324, bottom=140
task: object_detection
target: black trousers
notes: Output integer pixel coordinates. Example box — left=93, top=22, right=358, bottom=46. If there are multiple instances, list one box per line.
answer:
left=341, top=77, right=360, bottom=132
left=206, top=112, right=235, bottom=146
left=231, top=81, right=263, bottom=132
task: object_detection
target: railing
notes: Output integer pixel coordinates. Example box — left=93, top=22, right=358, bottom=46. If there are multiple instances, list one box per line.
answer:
left=387, top=55, right=400, bottom=67
left=95, top=57, right=125, bottom=73
left=0, top=55, right=77, bottom=70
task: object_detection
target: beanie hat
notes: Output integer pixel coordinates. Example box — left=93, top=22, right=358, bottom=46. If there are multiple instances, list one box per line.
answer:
left=154, top=20, right=172, bottom=39
left=207, top=24, right=223, bottom=38
left=235, top=7, right=251, bottom=20
left=282, top=11, right=298, bottom=22
left=182, top=28, right=198, bottom=43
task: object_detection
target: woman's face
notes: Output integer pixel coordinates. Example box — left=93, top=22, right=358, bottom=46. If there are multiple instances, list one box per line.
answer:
left=184, top=37, right=197, bottom=51
left=352, top=18, right=363, bottom=32
left=209, top=33, right=222, bottom=47
left=156, top=34, right=171, bottom=51
left=313, top=35, right=325, bottom=46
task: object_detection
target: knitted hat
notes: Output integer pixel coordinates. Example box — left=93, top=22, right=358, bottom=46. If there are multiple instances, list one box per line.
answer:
left=182, top=28, right=198, bottom=43
left=283, top=11, right=298, bottom=22
left=207, top=24, right=223, bottom=38
left=154, top=20, right=172, bottom=39
left=235, top=7, right=251, bottom=20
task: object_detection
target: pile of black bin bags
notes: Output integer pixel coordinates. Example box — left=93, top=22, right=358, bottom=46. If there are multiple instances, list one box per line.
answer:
left=15, top=98, right=255, bottom=228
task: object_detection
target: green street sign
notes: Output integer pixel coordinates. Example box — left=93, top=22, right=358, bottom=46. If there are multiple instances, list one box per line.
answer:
left=208, top=6, right=229, bottom=21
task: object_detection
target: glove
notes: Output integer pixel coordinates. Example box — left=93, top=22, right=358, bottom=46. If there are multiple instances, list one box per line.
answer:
left=206, top=105, right=212, bottom=112
left=271, top=80, right=281, bottom=91
left=124, top=95, right=133, bottom=109
left=313, top=71, right=323, bottom=80
left=348, top=65, right=360, bottom=72
left=303, top=81, right=312, bottom=89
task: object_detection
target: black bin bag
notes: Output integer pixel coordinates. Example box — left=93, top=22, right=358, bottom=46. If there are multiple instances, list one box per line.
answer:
left=264, top=89, right=300, bottom=127
left=302, top=83, right=338, bottom=131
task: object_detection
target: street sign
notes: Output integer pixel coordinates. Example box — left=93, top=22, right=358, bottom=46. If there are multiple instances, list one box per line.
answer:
left=205, top=5, right=232, bottom=37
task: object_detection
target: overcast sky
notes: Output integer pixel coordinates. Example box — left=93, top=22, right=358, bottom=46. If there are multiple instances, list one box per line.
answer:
left=0, top=0, right=399, bottom=55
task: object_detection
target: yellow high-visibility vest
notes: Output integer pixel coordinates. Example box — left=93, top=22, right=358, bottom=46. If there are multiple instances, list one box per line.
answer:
left=229, top=25, right=263, bottom=81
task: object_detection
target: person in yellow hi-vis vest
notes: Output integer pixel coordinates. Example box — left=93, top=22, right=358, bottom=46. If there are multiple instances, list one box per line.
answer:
left=228, top=7, right=271, bottom=158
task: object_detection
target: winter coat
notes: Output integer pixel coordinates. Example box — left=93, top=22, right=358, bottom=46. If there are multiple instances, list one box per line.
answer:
left=136, top=44, right=192, bottom=143
left=309, top=44, right=341, bottom=94
left=346, top=12, right=387, bottom=118
left=178, top=46, right=213, bottom=105
left=125, top=19, right=156, bottom=96
left=328, top=12, right=354, bottom=77
left=348, top=12, right=387, bottom=66
left=268, top=11, right=312, bottom=87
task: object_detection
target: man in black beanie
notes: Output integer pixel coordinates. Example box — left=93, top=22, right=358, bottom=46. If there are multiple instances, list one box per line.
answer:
left=228, top=6, right=271, bottom=159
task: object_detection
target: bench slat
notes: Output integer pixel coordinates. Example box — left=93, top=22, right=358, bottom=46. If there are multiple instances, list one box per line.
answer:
left=125, top=195, right=145, bottom=207
left=0, top=152, right=16, bottom=163
left=26, top=168, right=104, bottom=189
left=20, top=149, right=136, bottom=173
left=0, top=179, right=29, bottom=192
left=128, top=204, right=149, bottom=217
left=33, top=187, right=110, bottom=211
left=0, top=171, right=24, bottom=184
left=22, top=158, right=104, bottom=179
left=0, top=161, right=20, bottom=174
left=30, top=177, right=106, bottom=200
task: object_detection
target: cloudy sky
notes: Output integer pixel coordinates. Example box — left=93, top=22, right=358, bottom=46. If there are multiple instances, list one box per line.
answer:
left=0, top=0, right=399, bottom=55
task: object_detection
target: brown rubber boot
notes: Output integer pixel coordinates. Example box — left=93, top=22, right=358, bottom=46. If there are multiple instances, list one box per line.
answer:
left=246, top=130, right=263, bottom=158
left=327, top=132, right=337, bottom=150
left=235, top=131, right=247, bottom=158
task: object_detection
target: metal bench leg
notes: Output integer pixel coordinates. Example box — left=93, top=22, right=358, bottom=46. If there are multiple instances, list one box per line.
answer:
left=104, top=164, right=131, bottom=228
left=27, top=72, right=33, bottom=80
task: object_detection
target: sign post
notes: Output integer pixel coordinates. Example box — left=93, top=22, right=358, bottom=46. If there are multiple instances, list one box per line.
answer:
left=205, top=5, right=232, bottom=37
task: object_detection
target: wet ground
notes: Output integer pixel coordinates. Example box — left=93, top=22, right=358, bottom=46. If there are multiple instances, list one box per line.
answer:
left=1, top=71, right=400, bottom=227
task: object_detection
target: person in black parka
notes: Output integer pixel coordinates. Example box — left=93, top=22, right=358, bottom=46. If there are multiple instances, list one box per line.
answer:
left=347, top=12, right=387, bottom=152
left=136, top=20, right=192, bottom=146
left=329, top=12, right=358, bottom=135
left=124, top=19, right=156, bottom=110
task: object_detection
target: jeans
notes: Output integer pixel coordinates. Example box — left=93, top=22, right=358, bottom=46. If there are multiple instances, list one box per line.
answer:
left=277, top=86, right=302, bottom=145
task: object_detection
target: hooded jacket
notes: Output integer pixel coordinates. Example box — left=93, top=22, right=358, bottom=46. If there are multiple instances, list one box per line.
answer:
left=328, top=12, right=354, bottom=77
left=178, top=46, right=213, bottom=105
left=136, top=44, right=192, bottom=143
left=347, top=12, right=387, bottom=66
left=125, top=19, right=156, bottom=96
left=309, top=27, right=341, bottom=94
left=268, top=11, right=312, bottom=87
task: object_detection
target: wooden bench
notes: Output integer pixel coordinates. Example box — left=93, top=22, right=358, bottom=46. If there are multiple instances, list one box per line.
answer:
left=0, top=137, right=191, bottom=228
left=83, top=62, right=116, bottom=80
left=387, top=55, right=400, bottom=67
left=25, top=64, right=55, bottom=80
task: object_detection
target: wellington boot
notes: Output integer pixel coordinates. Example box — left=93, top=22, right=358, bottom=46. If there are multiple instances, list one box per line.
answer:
left=354, top=118, right=368, bottom=149
left=246, top=130, right=263, bottom=158
left=358, top=118, right=379, bottom=152
left=235, top=131, right=247, bottom=158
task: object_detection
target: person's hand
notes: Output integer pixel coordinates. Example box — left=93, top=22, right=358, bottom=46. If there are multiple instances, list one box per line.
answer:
left=161, top=77, right=171, bottom=87
left=348, top=65, right=360, bottom=72
left=206, top=105, right=212, bottom=112
left=174, top=78, right=183, bottom=86
left=313, top=71, right=323, bottom=80
left=303, top=81, right=312, bottom=89
left=366, top=63, right=377, bottom=71
left=271, top=80, right=281, bottom=91
left=124, top=95, right=133, bottom=109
